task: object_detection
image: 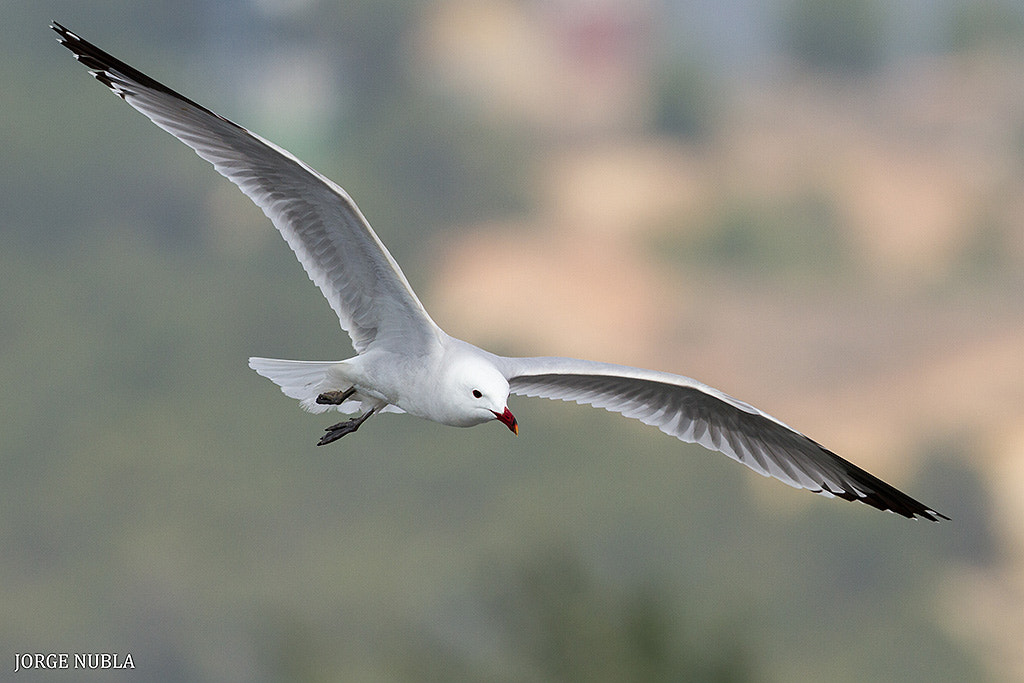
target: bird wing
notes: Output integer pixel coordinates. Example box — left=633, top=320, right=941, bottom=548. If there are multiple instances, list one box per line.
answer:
left=495, top=355, right=946, bottom=521
left=53, top=22, right=442, bottom=355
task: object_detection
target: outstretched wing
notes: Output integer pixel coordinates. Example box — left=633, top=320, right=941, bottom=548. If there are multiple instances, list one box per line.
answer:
left=53, top=22, right=442, bottom=355
left=496, top=355, right=946, bottom=521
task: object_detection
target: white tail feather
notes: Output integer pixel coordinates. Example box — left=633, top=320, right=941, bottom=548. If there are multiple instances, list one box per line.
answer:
left=248, top=357, right=341, bottom=414
left=248, top=357, right=405, bottom=417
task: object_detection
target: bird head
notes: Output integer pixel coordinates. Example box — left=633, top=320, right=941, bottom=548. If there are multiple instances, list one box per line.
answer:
left=448, top=356, right=517, bottom=433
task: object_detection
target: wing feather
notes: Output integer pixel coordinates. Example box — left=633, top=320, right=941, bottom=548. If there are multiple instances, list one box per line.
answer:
left=52, top=22, right=440, bottom=354
left=497, top=356, right=946, bottom=521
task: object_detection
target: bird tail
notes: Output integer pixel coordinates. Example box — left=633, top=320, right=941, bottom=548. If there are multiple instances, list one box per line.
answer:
left=248, top=357, right=343, bottom=414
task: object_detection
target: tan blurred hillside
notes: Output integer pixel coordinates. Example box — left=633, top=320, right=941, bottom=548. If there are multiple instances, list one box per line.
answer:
left=415, top=1, right=1024, bottom=678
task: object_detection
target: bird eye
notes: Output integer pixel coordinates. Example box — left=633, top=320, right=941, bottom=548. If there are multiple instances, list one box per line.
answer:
left=472, top=389, right=482, bottom=398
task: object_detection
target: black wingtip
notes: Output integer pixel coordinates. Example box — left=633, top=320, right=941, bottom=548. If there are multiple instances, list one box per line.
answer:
left=51, top=21, right=78, bottom=47
left=897, top=506, right=949, bottom=523
left=825, top=480, right=949, bottom=522
left=51, top=21, right=240, bottom=126
left=918, top=508, right=950, bottom=523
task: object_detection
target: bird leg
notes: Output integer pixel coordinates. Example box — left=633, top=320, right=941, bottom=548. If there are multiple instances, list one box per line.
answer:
left=316, top=387, right=356, bottom=405
left=317, top=406, right=377, bottom=446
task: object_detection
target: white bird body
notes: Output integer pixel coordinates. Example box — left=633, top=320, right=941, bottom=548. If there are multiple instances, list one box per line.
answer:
left=249, top=336, right=513, bottom=428
left=54, top=22, right=946, bottom=521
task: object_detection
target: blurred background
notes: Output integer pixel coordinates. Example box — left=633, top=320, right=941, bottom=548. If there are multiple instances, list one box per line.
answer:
left=4, top=0, right=1023, bottom=680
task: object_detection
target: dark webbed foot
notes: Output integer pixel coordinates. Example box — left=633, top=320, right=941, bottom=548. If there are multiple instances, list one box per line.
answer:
left=316, top=387, right=356, bottom=405
left=318, top=419, right=361, bottom=445
left=317, top=406, right=377, bottom=446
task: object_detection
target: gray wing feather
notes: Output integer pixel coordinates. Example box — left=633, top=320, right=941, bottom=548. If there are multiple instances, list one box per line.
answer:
left=53, top=22, right=440, bottom=354
left=496, top=355, right=946, bottom=521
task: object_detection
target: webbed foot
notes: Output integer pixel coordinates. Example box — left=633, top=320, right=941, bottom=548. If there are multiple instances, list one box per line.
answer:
left=316, top=387, right=356, bottom=405
left=317, top=406, right=377, bottom=446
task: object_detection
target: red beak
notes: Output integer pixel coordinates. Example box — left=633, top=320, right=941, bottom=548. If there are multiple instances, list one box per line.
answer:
left=492, top=407, right=518, bottom=435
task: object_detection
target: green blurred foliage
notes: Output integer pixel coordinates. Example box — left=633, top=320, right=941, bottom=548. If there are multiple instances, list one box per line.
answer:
left=651, top=56, right=718, bottom=140
left=781, top=0, right=886, bottom=73
left=473, top=547, right=755, bottom=682
left=944, top=1, right=1024, bottom=53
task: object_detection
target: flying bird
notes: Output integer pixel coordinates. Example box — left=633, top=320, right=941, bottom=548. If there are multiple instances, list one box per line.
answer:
left=53, top=22, right=947, bottom=521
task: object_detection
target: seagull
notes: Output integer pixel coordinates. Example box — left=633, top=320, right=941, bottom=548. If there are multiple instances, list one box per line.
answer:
left=53, top=22, right=947, bottom=521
